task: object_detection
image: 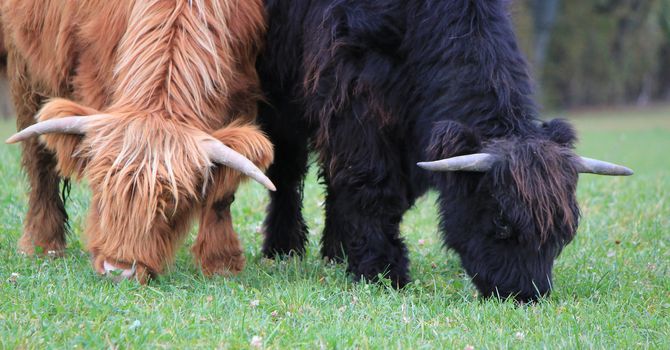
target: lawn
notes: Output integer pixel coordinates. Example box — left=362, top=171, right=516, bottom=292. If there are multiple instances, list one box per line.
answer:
left=0, top=107, right=668, bottom=349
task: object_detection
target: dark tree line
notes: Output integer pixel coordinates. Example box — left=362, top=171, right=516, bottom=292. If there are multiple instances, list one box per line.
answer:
left=0, top=0, right=668, bottom=117
left=516, top=0, right=670, bottom=109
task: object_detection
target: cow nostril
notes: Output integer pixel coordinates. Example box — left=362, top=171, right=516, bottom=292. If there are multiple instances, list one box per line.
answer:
left=496, top=226, right=511, bottom=239
left=103, top=260, right=136, bottom=282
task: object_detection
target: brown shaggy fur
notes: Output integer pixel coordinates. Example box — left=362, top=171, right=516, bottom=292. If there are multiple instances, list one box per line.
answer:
left=489, top=138, right=579, bottom=245
left=2, top=0, right=272, bottom=282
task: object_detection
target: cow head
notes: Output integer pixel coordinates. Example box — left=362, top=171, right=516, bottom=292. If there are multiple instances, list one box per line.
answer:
left=6, top=98, right=274, bottom=279
left=420, top=119, right=632, bottom=302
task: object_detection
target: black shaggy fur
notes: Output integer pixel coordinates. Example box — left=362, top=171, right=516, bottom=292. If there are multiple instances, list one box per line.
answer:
left=258, top=0, right=581, bottom=301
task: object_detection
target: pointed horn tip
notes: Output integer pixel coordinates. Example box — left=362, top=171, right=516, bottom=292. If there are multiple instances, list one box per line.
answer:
left=5, top=135, right=21, bottom=144
left=578, top=157, right=635, bottom=176
left=252, top=171, right=276, bottom=191
left=246, top=173, right=276, bottom=191
left=416, top=162, right=435, bottom=170
left=248, top=174, right=275, bottom=191
left=595, top=167, right=634, bottom=176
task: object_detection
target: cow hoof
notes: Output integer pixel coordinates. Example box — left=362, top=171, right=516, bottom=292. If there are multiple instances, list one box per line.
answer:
left=18, top=236, right=66, bottom=257
left=200, top=252, right=246, bottom=277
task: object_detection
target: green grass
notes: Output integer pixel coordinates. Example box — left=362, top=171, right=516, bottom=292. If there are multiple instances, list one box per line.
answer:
left=1, top=107, right=668, bottom=349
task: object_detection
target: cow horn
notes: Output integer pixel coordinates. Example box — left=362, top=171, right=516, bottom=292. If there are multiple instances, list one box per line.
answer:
left=5, top=115, right=105, bottom=144
left=417, top=153, right=498, bottom=172
left=200, top=138, right=276, bottom=191
left=575, top=156, right=633, bottom=176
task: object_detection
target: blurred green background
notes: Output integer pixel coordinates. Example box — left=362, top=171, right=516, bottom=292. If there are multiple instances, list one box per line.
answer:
left=0, top=0, right=668, bottom=114
left=513, top=0, right=670, bottom=109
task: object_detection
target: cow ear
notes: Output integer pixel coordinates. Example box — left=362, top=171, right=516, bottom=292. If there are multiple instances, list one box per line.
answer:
left=426, top=120, right=481, bottom=160
left=542, top=119, right=577, bottom=147
left=35, top=99, right=100, bottom=178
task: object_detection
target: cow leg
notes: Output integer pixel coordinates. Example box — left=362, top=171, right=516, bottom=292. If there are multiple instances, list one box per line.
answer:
left=18, top=140, right=69, bottom=256
left=318, top=112, right=411, bottom=288
left=8, top=52, right=68, bottom=256
left=319, top=174, right=345, bottom=261
left=321, top=179, right=411, bottom=288
left=192, top=196, right=245, bottom=276
left=261, top=126, right=311, bottom=257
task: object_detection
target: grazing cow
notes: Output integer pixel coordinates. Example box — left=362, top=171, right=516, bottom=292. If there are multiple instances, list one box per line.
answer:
left=257, top=0, right=632, bottom=301
left=3, top=0, right=274, bottom=283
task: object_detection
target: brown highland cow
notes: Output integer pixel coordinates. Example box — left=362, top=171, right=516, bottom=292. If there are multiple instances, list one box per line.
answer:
left=2, top=0, right=274, bottom=283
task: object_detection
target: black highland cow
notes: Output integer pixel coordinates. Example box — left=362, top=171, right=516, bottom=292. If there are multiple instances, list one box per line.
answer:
left=258, top=0, right=632, bottom=301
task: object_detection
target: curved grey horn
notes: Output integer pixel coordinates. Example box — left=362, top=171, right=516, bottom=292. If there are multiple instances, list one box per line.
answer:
left=200, top=138, right=276, bottom=191
left=575, top=156, right=634, bottom=176
left=417, top=153, right=498, bottom=172
left=5, top=115, right=104, bottom=144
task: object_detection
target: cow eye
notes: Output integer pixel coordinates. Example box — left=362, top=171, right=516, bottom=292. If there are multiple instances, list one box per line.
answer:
left=494, top=212, right=512, bottom=239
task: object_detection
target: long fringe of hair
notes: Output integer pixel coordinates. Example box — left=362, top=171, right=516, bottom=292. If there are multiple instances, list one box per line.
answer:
left=4, top=0, right=269, bottom=270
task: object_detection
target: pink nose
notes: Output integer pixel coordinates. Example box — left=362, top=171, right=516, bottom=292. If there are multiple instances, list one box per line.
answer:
left=103, top=260, right=136, bottom=281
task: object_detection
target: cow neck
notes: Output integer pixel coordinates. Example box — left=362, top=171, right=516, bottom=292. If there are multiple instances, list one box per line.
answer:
left=109, top=0, right=235, bottom=132
left=405, top=0, right=540, bottom=140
